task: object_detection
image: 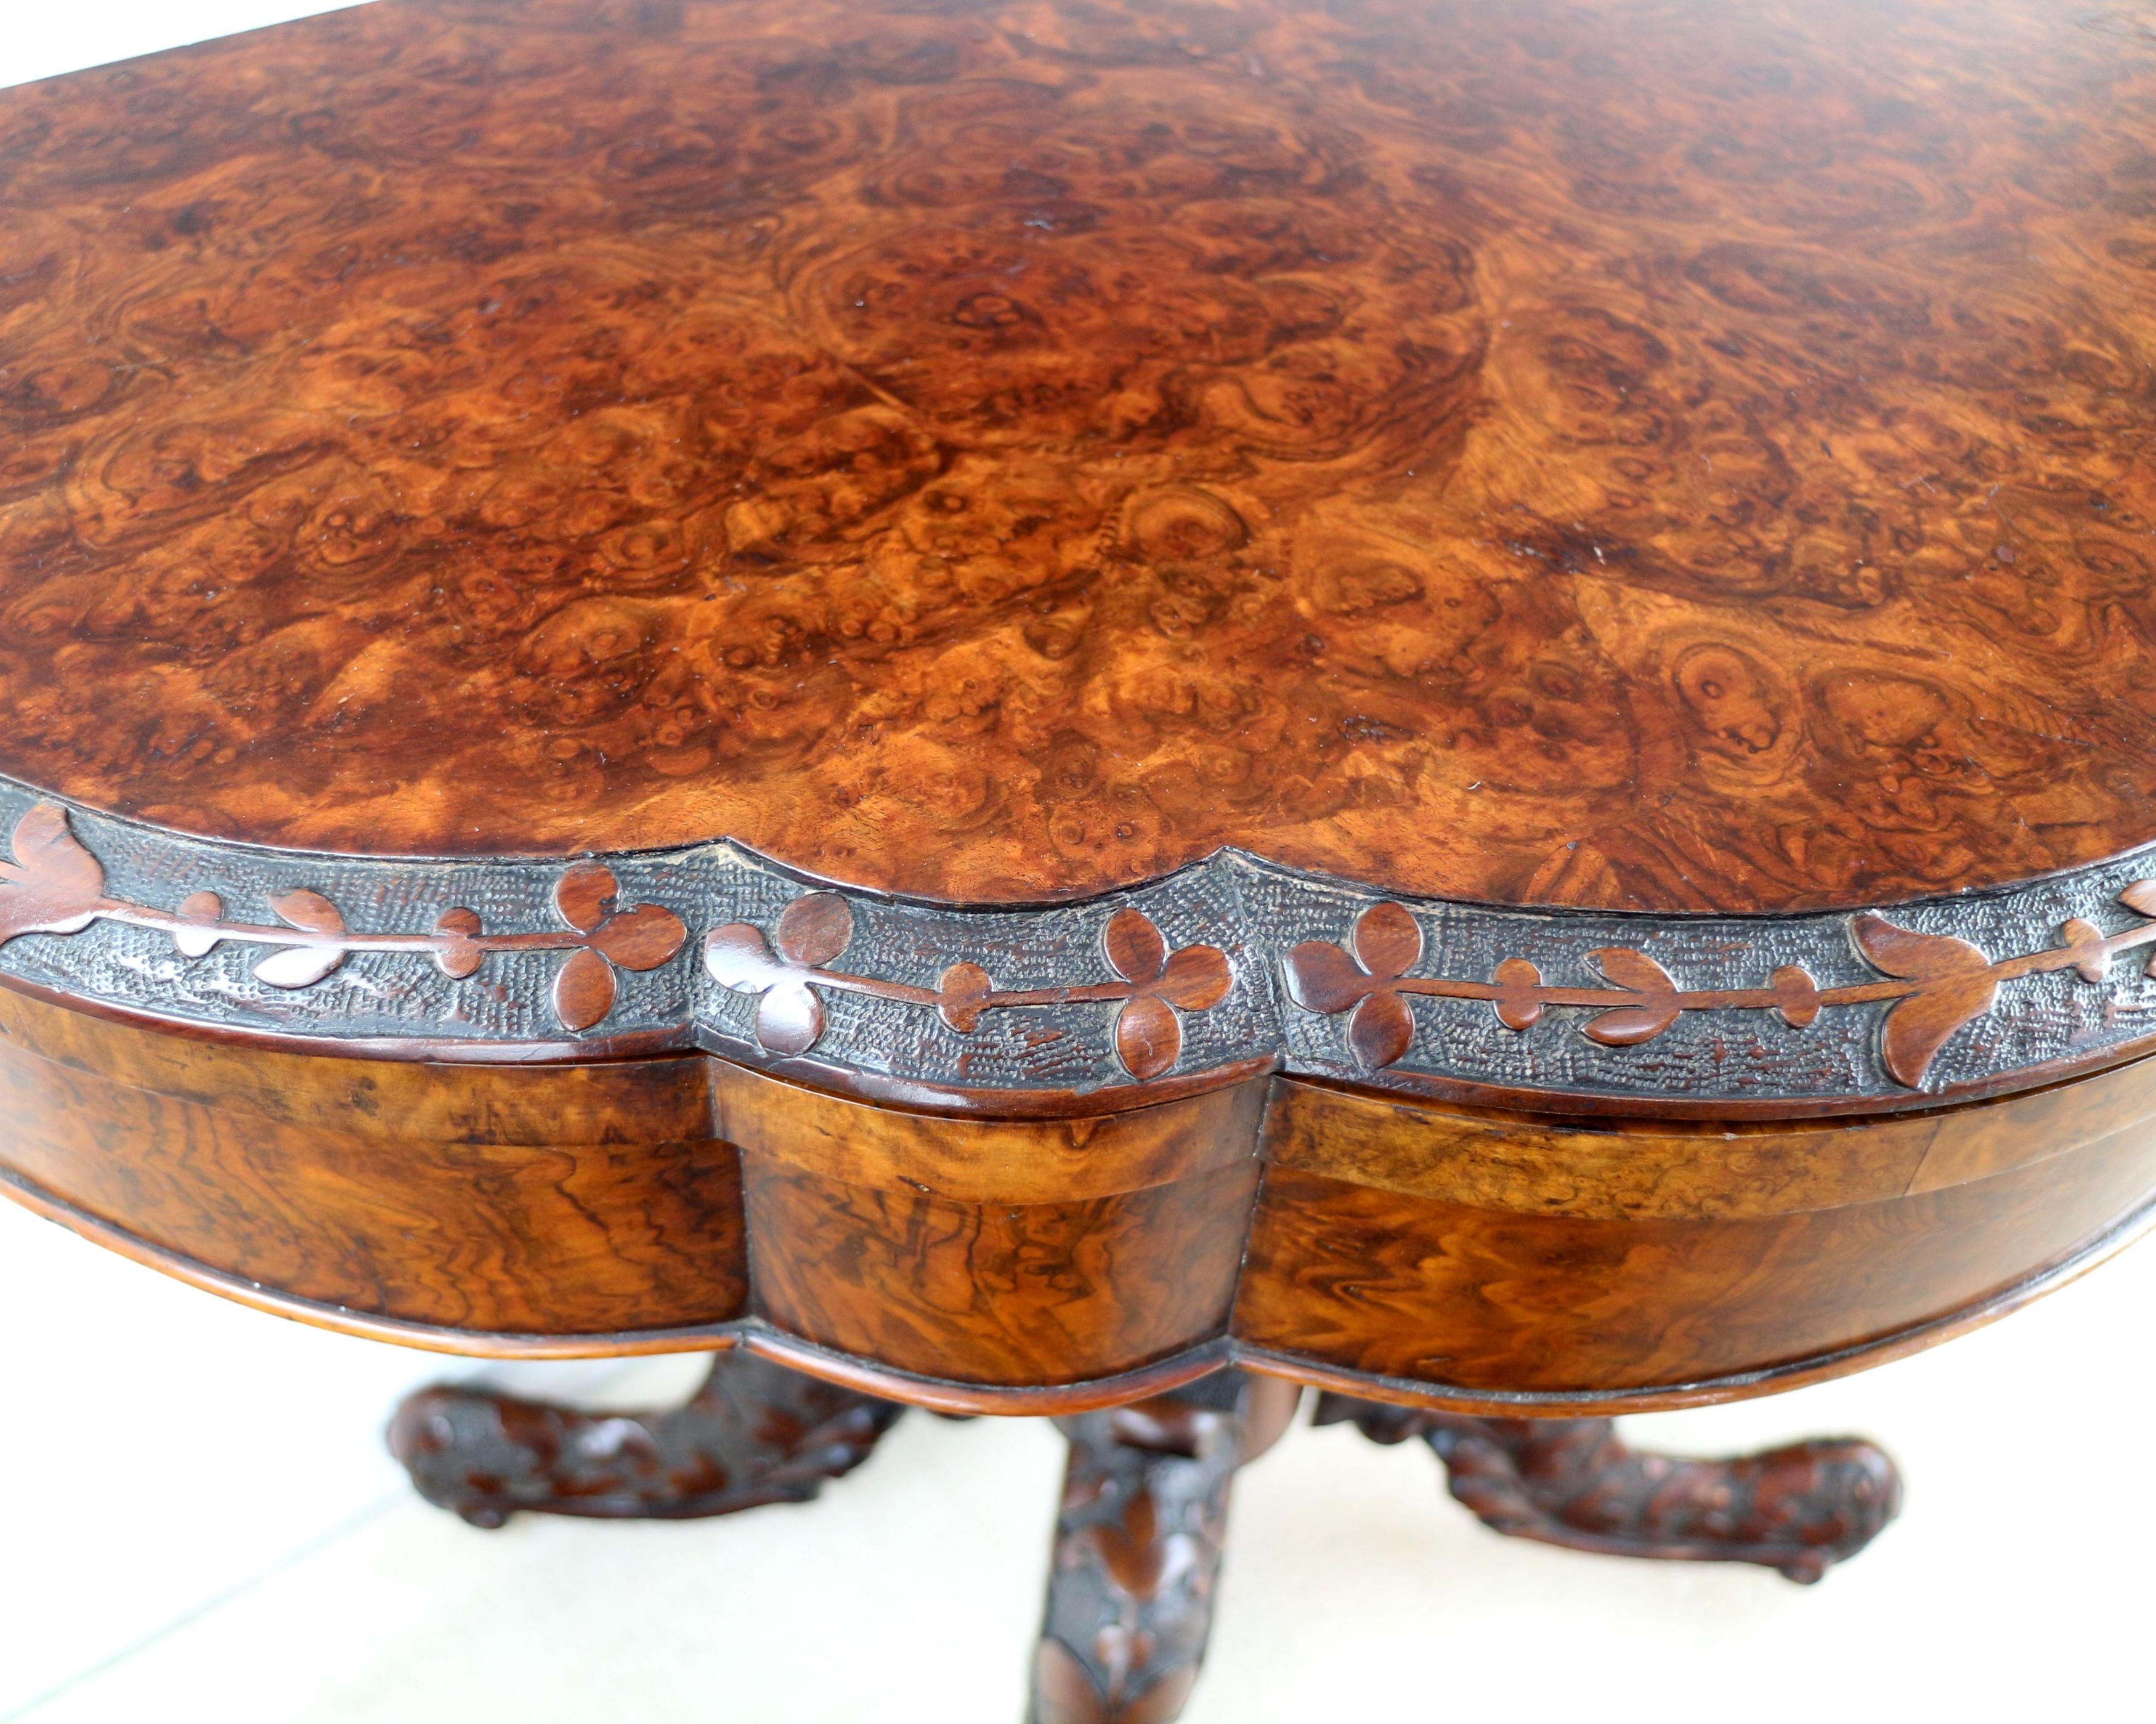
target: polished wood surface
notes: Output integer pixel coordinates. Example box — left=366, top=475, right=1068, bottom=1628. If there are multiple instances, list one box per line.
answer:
left=1236, top=1132, right=2156, bottom=1395
left=10, top=12, right=2154, bottom=1714
left=6, top=975, right=2154, bottom=1407
left=0, top=982, right=745, bottom=1336
left=710, top=1059, right=1265, bottom=1203
left=0, top=0, right=2153, bottom=1447
left=1258, top=1060, right=2156, bottom=1221
left=744, top=1155, right=1260, bottom=1387
left=4, top=0, right=2156, bottom=913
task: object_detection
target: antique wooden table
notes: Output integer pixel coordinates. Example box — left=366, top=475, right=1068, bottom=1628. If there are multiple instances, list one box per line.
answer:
left=6, top=0, right=2156, bottom=1714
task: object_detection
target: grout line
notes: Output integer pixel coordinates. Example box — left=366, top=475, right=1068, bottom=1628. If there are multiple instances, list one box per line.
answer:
left=1, top=1489, right=409, bottom=1722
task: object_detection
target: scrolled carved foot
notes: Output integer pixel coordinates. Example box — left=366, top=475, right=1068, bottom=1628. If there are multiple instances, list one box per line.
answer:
left=388, top=1348, right=904, bottom=1529
left=1313, top=1397, right=1900, bottom=1585
left=1031, top=1371, right=1299, bottom=1724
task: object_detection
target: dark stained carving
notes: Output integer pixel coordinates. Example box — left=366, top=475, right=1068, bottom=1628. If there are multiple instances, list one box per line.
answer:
left=1283, top=893, right=2156, bottom=1088
left=382, top=1348, right=1901, bottom=1719
left=387, top=1349, right=902, bottom=1527
left=16, top=784, right=2156, bottom=1106
left=1314, top=1398, right=1902, bottom=1584
left=705, top=896, right=1231, bottom=1077
left=0, top=802, right=687, bottom=1033
left=1032, top=1372, right=1297, bottom=1724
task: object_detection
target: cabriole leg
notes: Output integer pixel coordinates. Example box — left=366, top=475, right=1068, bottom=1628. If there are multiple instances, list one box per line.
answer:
left=389, top=1348, right=903, bottom=1529
left=1313, top=1398, right=1900, bottom=1584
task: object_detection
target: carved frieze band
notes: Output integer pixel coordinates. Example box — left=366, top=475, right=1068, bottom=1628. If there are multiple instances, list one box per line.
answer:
left=6, top=779, right=2156, bottom=1111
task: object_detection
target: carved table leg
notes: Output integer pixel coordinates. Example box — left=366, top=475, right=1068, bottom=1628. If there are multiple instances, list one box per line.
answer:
left=387, top=1348, right=904, bottom=1528
left=1031, top=1370, right=1300, bottom=1724
left=1313, top=1397, right=1901, bottom=1584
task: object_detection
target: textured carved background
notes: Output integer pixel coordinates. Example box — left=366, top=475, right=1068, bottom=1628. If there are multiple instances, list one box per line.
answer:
left=1250, top=860, right=2156, bottom=1107
left=11, top=776, right=2156, bottom=1110
left=3, top=0, right=2156, bottom=911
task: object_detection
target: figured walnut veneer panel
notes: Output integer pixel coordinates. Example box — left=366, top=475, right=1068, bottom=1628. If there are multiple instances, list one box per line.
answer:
left=742, top=1154, right=1260, bottom=1385
left=0, top=1031, right=747, bottom=1333
left=1263, top=1089, right=1935, bottom=1221
left=1262, top=1061, right=2156, bottom=1221
left=10, top=977, right=2156, bottom=1397
left=3, top=0, right=2155, bottom=912
left=711, top=1059, right=1265, bottom=1203
left=1235, top=1129, right=2156, bottom=1394
left=0, top=984, right=713, bottom=1144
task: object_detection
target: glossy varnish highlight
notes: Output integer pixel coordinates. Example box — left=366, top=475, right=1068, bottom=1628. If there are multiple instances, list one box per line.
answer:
left=6, top=975, right=2155, bottom=1405
left=2, top=0, right=2155, bottom=910
left=0, top=985, right=747, bottom=1335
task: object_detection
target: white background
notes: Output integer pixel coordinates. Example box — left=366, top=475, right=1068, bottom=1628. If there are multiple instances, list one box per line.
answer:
left=3, top=9, right=2152, bottom=1722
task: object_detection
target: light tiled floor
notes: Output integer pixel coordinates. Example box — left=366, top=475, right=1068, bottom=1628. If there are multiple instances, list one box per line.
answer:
left=4, top=1187, right=2154, bottom=1724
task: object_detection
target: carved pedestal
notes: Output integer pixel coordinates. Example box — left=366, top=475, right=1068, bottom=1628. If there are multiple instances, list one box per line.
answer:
left=1031, top=1370, right=1302, bottom=1724
left=1311, top=1396, right=1903, bottom=1586
left=387, top=1351, right=904, bottom=1529
left=390, top=1359, right=1900, bottom=1719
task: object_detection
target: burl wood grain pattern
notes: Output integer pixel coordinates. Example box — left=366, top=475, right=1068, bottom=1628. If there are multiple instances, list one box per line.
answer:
left=711, top=1060, right=1264, bottom=1204
left=1258, top=1059, right=2156, bottom=1222
left=1235, top=1126, right=2156, bottom=1394
left=8, top=956, right=2156, bottom=1406
left=732, top=1060, right=1265, bottom=1386
left=4, top=0, right=2156, bottom=913
left=0, top=986, right=748, bottom=1336
left=743, top=1154, right=1261, bottom=1387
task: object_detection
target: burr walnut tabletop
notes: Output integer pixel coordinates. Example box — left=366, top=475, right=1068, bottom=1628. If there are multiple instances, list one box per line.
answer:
left=2, top=2, right=2155, bottom=1714
left=3, top=0, right=2155, bottom=913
